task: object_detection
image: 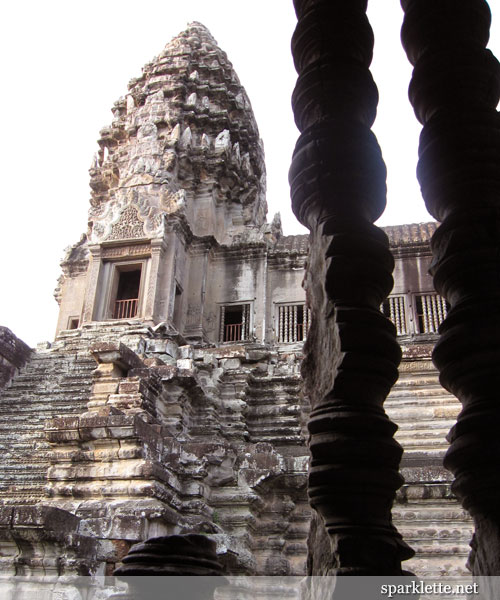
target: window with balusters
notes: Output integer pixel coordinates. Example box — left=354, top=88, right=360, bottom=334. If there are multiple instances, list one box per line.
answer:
left=219, top=304, right=251, bottom=342
left=382, top=293, right=449, bottom=335
left=112, top=268, right=141, bottom=319
left=381, top=295, right=408, bottom=335
left=414, top=293, right=448, bottom=334
left=277, top=303, right=311, bottom=343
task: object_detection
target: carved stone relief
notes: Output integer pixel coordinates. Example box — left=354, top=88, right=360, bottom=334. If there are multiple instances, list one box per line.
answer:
left=89, top=200, right=165, bottom=244
left=161, top=189, right=186, bottom=214
left=109, top=206, right=146, bottom=240
left=101, top=243, right=151, bottom=259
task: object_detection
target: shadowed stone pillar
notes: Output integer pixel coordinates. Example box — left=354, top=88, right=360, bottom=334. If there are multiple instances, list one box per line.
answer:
left=400, top=0, right=500, bottom=579
left=112, top=534, right=225, bottom=600
left=289, top=0, right=413, bottom=574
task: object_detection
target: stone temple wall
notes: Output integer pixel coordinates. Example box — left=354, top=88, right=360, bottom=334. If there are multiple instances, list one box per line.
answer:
left=0, top=228, right=474, bottom=578
left=0, top=322, right=311, bottom=576
left=0, top=22, right=474, bottom=579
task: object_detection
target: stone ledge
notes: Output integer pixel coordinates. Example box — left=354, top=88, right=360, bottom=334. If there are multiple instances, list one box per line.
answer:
left=90, top=342, right=144, bottom=373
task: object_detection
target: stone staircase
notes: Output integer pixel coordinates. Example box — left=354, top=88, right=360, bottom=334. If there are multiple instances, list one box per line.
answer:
left=386, top=366, right=460, bottom=456
left=0, top=322, right=150, bottom=504
left=244, top=371, right=303, bottom=446
left=385, top=356, right=474, bottom=576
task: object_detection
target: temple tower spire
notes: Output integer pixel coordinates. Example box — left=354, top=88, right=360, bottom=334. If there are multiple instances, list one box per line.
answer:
left=55, top=22, right=267, bottom=339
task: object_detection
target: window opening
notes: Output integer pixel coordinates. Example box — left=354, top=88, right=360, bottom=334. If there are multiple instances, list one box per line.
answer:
left=173, top=284, right=183, bottom=329
left=220, top=304, right=250, bottom=342
left=113, top=268, right=141, bottom=319
left=278, top=303, right=310, bottom=342
left=68, top=317, right=80, bottom=330
left=415, top=293, right=448, bottom=333
left=381, top=295, right=407, bottom=335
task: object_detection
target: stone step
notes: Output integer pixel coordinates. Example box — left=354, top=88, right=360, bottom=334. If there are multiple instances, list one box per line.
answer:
left=393, top=375, right=441, bottom=386
left=396, top=429, right=450, bottom=439
left=0, top=395, right=87, bottom=408
left=0, top=465, right=49, bottom=476
left=392, top=417, right=455, bottom=429
left=0, top=354, right=95, bottom=496
left=388, top=388, right=453, bottom=400
left=387, top=406, right=459, bottom=419
left=403, top=552, right=471, bottom=571
left=386, top=392, right=459, bottom=403
left=3, top=372, right=94, bottom=388
left=391, top=381, right=444, bottom=392
left=396, top=441, right=448, bottom=451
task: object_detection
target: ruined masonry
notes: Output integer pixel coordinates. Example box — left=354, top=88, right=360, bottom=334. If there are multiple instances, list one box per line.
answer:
left=0, top=23, right=472, bottom=577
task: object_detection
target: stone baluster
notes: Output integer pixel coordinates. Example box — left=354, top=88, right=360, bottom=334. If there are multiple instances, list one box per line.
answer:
left=112, top=534, right=226, bottom=600
left=289, top=0, right=413, bottom=574
left=400, top=0, right=500, bottom=578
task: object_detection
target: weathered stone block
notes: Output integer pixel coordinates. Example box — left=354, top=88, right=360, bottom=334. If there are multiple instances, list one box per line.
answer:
left=210, top=346, right=246, bottom=359
left=176, top=358, right=193, bottom=370
left=245, top=349, right=270, bottom=362
left=203, top=353, right=218, bottom=367
left=118, top=379, right=142, bottom=394
left=154, top=365, right=178, bottom=380
left=178, top=345, right=193, bottom=359
left=46, top=429, right=80, bottom=443
left=0, top=506, right=13, bottom=526
left=90, top=342, right=144, bottom=372
left=92, top=380, right=120, bottom=395
left=219, top=358, right=241, bottom=370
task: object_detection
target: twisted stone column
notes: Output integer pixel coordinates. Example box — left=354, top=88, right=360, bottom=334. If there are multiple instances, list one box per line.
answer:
left=400, top=0, right=500, bottom=577
left=112, top=534, right=225, bottom=600
left=290, top=0, right=413, bottom=574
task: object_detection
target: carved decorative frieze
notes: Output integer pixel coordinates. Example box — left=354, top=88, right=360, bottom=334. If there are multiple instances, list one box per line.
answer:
left=101, top=243, right=151, bottom=259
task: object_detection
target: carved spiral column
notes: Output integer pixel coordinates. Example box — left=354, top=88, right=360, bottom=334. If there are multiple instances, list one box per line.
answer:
left=400, top=0, right=500, bottom=577
left=112, top=534, right=225, bottom=600
left=289, top=0, right=413, bottom=574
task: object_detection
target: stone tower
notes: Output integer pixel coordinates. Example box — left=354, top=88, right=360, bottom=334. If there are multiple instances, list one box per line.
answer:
left=56, top=22, right=269, bottom=343
left=0, top=23, right=312, bottom=578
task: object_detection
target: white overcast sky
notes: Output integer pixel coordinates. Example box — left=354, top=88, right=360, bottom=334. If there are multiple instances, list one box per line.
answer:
left=2, top=1, right=500, bottom=347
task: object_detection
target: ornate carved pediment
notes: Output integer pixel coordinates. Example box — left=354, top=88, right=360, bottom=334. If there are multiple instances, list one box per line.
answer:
left=109, top=205, right=145, bottom=240
left=89, top=201, right=164, bottom=243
